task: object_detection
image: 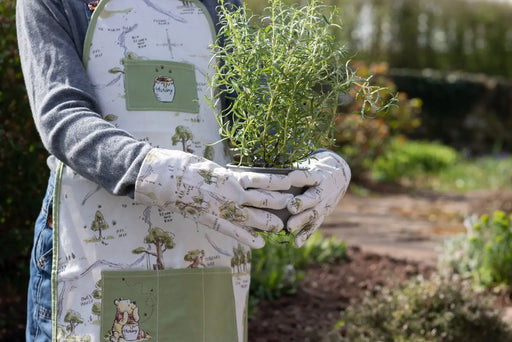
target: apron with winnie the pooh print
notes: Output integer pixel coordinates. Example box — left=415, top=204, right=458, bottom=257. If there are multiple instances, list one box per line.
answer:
left=51, top=1, right=250, bottom=341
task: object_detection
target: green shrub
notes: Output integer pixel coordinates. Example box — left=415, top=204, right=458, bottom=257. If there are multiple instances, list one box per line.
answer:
left=440, top=211, right=512, bottom=288
left=0, top=0, right=48, bottom=274
left=334, top=62, right=422, bottom=178
left=371, top=138, right=458, bottom=183
left=390, top=69, right=512, bottom=155
left=421, top=155, right=512, bottom=192
left=328, top=275, right=512, bottom=342
left=250, top=231, right=346, bottom=302
left=0, top=0, right=49, bottom=338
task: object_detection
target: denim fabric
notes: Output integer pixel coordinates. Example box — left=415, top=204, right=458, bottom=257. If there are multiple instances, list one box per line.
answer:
left=26, top=173, right=54, bottom=342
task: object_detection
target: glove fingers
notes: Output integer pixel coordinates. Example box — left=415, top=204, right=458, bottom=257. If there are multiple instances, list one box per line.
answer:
left=287, top=208, right=321, bottom=234
left=235, top=172, right=293, bottom=191
left=210, top=217, right=266, bottom=249
left=290, top=183, right=346, bottom=215
left=243, top=207, right=284, bottom=233
left=243, top=189, right=293, bottom=210
left=287, top=186, right=323, bottom=214
left=294, top=219, right=322, bottom=248
left=287, top=170, right=322, bottom=188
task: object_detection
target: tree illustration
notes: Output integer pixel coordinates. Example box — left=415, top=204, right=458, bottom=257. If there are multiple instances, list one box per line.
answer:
left=91, top=303, right=101, bottom=319
left=91, top=280, right=102, bottom=323
left=203, top=145, right=214, bottom=161
left=238, top=247, right=246, bottom=272
left=237, top=244, right=247, bottom=272
left=175, top=196, right=208, bottom=217
left=246, top=250, right=251, bottom=271
left=220, top=202, right=247, bottom=223
left=56, top=326, right=67, bottom=341
left=230, top=257, right=237, bottom=271
left=171, top=125, right=194, bottom=153
left=90, top=210, right=109, bottom=241
left=64, top=310, right=83, bottom=336
left=184, top=249, right=206, bottom=268
left=198, top=168, right=216, bottom=185
left=132, top=228, right=175, bottom=270
left=231, top=244, right=250, bottom=273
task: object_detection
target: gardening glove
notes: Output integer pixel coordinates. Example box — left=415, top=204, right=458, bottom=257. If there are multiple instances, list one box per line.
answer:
left=134, top=148, right=296, bottom=249
left=286, top=151, right=351, bottom=248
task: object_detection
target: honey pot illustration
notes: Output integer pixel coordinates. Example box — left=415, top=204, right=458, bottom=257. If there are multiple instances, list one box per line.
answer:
left=153, top=76, right=175, bottom=103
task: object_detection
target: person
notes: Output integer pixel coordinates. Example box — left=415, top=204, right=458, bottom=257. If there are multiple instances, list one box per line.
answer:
left=16, top=0, right=351, bottom=341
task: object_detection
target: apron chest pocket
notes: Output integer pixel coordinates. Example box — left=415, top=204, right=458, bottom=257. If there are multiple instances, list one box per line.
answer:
left=124, top=59, right=199, bottom=114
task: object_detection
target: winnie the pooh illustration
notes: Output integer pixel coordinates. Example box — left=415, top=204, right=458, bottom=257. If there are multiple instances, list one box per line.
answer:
left=110, top=298, right=149, bottom=342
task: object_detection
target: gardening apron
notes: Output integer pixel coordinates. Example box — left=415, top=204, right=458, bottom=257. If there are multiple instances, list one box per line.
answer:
left=51, top=1, right=250, bottom=341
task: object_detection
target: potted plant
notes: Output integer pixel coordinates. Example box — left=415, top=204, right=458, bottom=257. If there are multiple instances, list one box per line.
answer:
left=208, top=0, right=395, bottom=170
left=207, top=0, right=395, bottom=241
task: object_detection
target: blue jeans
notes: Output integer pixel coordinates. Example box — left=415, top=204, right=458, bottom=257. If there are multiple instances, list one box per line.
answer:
left=26, top=173, right=54, bottom=342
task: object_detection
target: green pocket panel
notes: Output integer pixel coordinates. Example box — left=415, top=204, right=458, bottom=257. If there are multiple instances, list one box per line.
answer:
left=100, top=267, right=238, bottom=341
left=124, top=59, right=199, bottom=113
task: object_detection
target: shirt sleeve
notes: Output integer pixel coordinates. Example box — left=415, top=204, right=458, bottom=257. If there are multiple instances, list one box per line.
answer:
left=16, top=0, right=152, bottom=197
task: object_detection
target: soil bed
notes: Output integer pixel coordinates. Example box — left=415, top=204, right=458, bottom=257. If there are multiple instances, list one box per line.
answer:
left=248, top=187, right=512, bottom=342
left=248, top=246, right=435, bottom=342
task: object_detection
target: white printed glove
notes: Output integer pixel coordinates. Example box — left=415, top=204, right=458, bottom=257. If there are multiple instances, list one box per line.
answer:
left=134, top=148, right=296, bottom=248
left=286, top=151, right=351, bottom=248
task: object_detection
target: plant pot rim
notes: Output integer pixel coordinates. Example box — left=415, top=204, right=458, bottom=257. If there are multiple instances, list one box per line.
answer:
left=227, top=163, right=307, bottom=175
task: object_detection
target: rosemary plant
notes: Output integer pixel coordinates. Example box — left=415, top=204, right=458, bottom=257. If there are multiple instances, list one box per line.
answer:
left=208, top=0, right=394, bottom=168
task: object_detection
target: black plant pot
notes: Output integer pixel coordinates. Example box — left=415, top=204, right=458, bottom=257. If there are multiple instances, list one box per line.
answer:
left=227, top=164, right=306, bottom=232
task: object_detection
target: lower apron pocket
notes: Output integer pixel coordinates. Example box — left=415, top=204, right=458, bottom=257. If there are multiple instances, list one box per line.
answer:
left=100, top=267, right=238, bottom=342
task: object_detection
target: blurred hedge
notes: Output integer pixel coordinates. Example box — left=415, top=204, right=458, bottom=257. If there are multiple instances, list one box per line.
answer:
left=335, top=0, right=512, bottom=79
left=0, top=0, right=49, bottom=337
left=389, top=68, right=512, bottom=155
left=245, top=0, right=512, bottom=155
left=246, top=0, right=512, bottom=79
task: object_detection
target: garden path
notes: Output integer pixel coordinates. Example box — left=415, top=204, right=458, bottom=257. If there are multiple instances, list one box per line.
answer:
left=323, top=189, right=468, bottom=265
left=322, top=184, right=512, bottom=322
left=250, top=185, right=512, bottom=341
left=324, top=183, right=512, bottom=263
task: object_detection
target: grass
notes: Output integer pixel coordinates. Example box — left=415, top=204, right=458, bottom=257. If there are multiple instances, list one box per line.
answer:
left=411, top=155, right=512, bottom=193
left=250, top=231, right=346, bottom=303
left=367, top=138, right=512, bottom=193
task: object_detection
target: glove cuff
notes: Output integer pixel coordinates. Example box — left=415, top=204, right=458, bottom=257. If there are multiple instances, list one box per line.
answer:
left=134, top=148, right=197, bottom=208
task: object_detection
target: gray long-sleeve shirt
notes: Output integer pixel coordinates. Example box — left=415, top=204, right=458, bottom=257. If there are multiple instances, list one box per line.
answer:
left=16, top=0, right=241, bottom=197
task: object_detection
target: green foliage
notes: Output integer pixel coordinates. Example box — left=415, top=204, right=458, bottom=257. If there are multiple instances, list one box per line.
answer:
left=335, top=0, right=512, bottom=78
left=209, top=0, right=394, bottom=168
left=143, top=227, right=175, bottom=248
left=440, top=211, right=512, bottom=288
left=417, top=155, right=512, bottom=192
left=250, top=231, right=346, bottom=303
left=371, top=138, right=458, bottom=183
left=334, top=62, right=422, bottom=177
left=362, top=135, right=512, bottom=193
left=390, top=69, right=512, bottom=155
left=0, top=0, right=49, bottom=338
left=329, top=276, right=512, bottom=342
left=246, top=0, right=512, bottom=78
left=247, top=0, right=512, bottom=155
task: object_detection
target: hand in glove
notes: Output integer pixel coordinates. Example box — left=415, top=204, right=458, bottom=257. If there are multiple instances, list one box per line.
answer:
left=134, top=148, right=297, bottom=248
left=286, top=151, right=351, bottom=248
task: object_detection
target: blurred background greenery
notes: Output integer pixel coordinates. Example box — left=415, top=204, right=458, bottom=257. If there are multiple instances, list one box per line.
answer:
left=0, top=0, right=49, bottom=338
left=2, top=0, right=512, bottom=339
